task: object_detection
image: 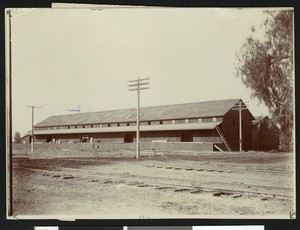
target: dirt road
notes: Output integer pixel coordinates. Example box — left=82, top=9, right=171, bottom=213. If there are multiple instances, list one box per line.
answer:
left=12, top=148, right=294, bottom=219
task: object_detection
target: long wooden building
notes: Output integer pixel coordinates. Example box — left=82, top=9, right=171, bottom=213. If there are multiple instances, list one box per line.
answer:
left=29, top=99, right=254, bottom=151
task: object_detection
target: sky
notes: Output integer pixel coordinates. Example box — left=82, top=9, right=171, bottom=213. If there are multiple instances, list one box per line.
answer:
left=8, top=7, right=276, bottom=136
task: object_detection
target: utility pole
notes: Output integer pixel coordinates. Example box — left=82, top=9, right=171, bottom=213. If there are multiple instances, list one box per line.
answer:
left=128, top=77, right=150, bottom=158
left=232, top=100, right=248, bottom=152
left=26, top=105, right=40, bottom=152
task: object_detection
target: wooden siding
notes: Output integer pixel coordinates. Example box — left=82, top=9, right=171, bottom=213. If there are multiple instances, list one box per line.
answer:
left=91, top=132, right=124, bottom=143
left=32, top=130, right=225, bottom=145
left=221, top=109, right=253, bottom=151
left=192, top=130, right=222, bottom=143
left=138, top=131, right=181, bottom=142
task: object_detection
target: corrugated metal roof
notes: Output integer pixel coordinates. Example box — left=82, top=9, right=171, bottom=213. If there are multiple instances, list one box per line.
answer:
left=35, top=98, right=240, bottom=127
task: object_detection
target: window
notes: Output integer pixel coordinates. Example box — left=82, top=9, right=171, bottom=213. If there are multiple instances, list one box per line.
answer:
left=140, top=121, right=148, bottom=126
left=175, top=119, right=185, bottom=124
left=162, top=120, right=172, bottom=124
left=151, top=121, right=160, bottom=125
left=119, top=123, right=127, bottom=126
left=129, top=122, right=136, bottom=126
left=85, top=124, right=92, bottom=128
left=216, top=117, right=223, bottom=122
left=188, top=118, right=199, bottom=123
left=93, top=124, right=100, bottom=128
left=202, top=117, right=213, bottom=122
left=110, top=123, right=118, bottom=127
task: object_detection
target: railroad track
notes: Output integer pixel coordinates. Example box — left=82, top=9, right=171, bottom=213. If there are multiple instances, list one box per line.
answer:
left=150, top=164, right=293, bottom=176
left=13, top=163, right=294, bottom=200
left=13, top=157, right=293, bottom=175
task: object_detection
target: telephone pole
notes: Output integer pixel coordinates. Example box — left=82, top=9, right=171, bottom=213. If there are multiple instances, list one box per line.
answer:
left=26, top=105, right=40, bottom=152
left=232, top=100, right=248, bottom=152
left=128, top=77, right=150, bottom=158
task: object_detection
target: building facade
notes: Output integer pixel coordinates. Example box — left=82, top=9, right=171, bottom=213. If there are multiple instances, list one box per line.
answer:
left=30, top=99, right=254, bottom=151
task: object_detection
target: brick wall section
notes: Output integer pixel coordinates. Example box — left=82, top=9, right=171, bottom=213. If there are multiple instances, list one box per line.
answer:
left=141, top=142, right=214, bottom=151
left=17, top=142, right=214, bottom=152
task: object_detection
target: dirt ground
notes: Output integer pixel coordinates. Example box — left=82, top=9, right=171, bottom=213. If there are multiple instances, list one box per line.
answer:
left=11, top=145, right=295, bottom=219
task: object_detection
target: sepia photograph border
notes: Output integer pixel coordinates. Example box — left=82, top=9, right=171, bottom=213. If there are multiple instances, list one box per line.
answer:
left=1, top=0, right=299, bottom=229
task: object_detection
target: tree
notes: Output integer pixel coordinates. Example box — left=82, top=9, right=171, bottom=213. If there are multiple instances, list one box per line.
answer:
left=236, top=10, right=294, bottom=151
left=14, top=131, right=21, bottom=143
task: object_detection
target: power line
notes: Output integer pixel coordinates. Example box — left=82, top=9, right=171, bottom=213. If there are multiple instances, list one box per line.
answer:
left=128, top=77, right=150, bottom=158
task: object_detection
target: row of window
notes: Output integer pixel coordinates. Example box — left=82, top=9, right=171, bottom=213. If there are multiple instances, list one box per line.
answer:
left=34, top=117, right=223, bottom=130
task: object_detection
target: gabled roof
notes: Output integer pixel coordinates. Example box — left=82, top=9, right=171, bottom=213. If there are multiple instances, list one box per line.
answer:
left=35, top=98, right=242, bottom=127
left=252, top=116, right=279, bottom=129
left=20, top=134, right=29, bottom=139
left=20, top=132, right=31, bottom=139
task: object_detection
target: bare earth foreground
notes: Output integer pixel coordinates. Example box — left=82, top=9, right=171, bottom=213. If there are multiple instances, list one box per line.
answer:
left=12, top=144, right=295, bottom=219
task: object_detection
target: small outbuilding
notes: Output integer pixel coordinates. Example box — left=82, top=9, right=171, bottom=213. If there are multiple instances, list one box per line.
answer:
left=19, top=133, right=32, bottom=144
left=252, top=116, right=279, bottom=151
